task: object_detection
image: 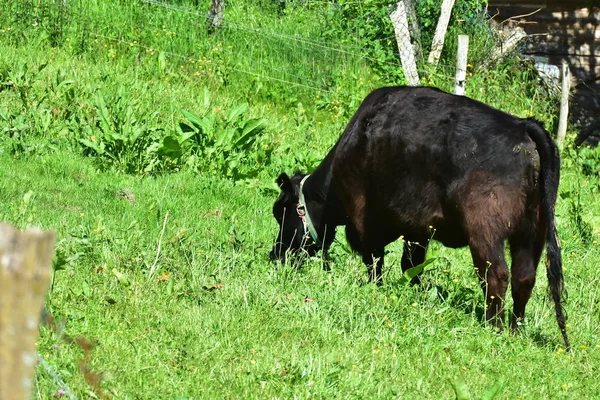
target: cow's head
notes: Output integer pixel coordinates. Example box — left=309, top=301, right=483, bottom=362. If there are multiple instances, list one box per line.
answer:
left=269, top=172, right=318, bottom=262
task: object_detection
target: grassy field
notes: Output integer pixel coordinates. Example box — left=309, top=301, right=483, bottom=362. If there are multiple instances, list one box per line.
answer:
left=1, top=1, right=600, bottom=398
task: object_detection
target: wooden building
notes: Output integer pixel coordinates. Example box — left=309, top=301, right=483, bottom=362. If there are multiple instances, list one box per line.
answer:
left=488, top=1, right=600, bottom=142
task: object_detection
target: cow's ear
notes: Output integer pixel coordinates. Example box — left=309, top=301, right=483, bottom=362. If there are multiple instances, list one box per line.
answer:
left=276, top=173, right=293, bottom=193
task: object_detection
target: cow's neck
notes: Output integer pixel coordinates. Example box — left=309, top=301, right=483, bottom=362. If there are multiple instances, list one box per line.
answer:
left=301, top=147, right=346, bottom=249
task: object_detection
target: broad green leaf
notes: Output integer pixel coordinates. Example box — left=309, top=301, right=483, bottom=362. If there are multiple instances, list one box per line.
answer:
left=226, top=103, right=248, bottom=124
left=112, top=268, right=130, bottom=285
left=13, top=122, right=30, bottom=131
left=146, top=142, right=160, bottom=155
left=166, top=278, right=174, bottom=295
left=181, top=110, right=213, bottom=140
left=201, top=86, right=211, bottom=111
left=399, top=257, right=436, bottom=286
left=158, top=135, right=182, bottom=159
left=79, top=138, right=104, bottom=154
left=110, top=132, right=127, bottom=142
left=130, top=127, right=146, bottom=144
left=482, top=378, right=506, bottom=400
left=228, top=158, right=239, bottom=169
left=177, top=127, right=196, bottom=146
left=179, top=129, right=196, bottom=145
left=182, top=109, right=203, bottom=128
left=234, top=118, right=267, bottom=149
left=66, top=252, right=85, bottom=264
left=196, top=117, right=214, bottom=140
left=158, top=51, right=167, bottom=73
left=125, top=104, right=135, bottom=126
left=427, top=246, right=439, bottom=260
left=216, top=127, right=236, bottom=149
left=82, top=280, right=91, bottom=297
left=452, top=379, right=470, bottom=400
left=56, top=79, right=75, bottom=90
left=23, top=190, right=35, bottom=205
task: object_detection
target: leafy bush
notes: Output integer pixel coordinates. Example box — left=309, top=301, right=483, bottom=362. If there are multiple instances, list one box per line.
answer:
left=178, top=88, right=272, bottom=180
left=0, top=61, right=64, bottom=157
left=578, top=145, right=600, bottom=186
left=76, top=87, right=274, bottom=178
left=78, top=89, right=170, bottom=174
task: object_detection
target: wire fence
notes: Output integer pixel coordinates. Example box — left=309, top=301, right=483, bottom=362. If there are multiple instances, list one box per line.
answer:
left=2, top=0, right=485, bottom=99
left=134, top=0, right=417, bottom=88
left=0, top=0, right=510, bottom=121
left=89, top=31, right=332, bottom=93
left=101, top=0, right=373, bottom=94
left=134, top=0, right=499, bottom=87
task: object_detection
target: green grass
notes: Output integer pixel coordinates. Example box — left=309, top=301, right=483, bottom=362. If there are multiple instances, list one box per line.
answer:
left=1, top=0, right=600, bottom=398
left=1, top=149, right=598, bottom=399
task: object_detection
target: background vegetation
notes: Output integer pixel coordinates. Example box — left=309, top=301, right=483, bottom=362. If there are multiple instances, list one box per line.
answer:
left=0, top=0, right=599, bottom=398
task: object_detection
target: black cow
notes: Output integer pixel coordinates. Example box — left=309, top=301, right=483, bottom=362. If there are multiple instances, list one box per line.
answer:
left=270, top=86, right=570, bottom=350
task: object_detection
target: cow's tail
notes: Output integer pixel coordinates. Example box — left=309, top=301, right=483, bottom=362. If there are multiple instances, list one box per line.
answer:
left=525, top=118, right=571, bottom=351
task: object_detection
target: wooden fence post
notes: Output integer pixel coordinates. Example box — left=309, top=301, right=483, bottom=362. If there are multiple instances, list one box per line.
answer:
left=454, top=34, right=469, bottom=95
left=207, top=0, right=225, bottom=33
left=557, top=61, right=570, bottom=148
left=428, top=0, right=455, bottom=66
left=390, top=1, right=420, bottom=86
left=0, top=224, right=55, bottom=400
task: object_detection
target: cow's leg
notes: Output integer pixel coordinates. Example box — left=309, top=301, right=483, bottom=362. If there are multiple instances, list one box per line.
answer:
left=508, top=213, right=544, bottom=329
left=469, top=239, right=509, bottom=328
left=321, top=249, right=331, bottom=271
left=344, top=208, right=386, bottom=285
left=362, top=248, right=384, bottom=285
left=401, top=241, right=426, bottom=285
left=458, top=172, right=523, bottom=327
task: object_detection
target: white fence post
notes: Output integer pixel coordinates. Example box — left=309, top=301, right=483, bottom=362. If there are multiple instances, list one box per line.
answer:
left=557, top=61, right=570, bottom=148
left=454, top=35, right=469, bottom=95
left=428, top=0, right=455, bottom=66
left=390, top=1, right=420, bottom=86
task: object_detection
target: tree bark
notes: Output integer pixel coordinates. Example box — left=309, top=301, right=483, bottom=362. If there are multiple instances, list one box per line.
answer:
left=390, top=1, right=420, bottom=86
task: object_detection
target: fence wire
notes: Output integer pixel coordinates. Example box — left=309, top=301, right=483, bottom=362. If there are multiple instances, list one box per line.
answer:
left=135, top=0, right=467, bottom=88
left=89, top=31, right=332, bottom=93
left=1, top=0, right=508, bottom=118
left=2, top=0, right=489, bottom=94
